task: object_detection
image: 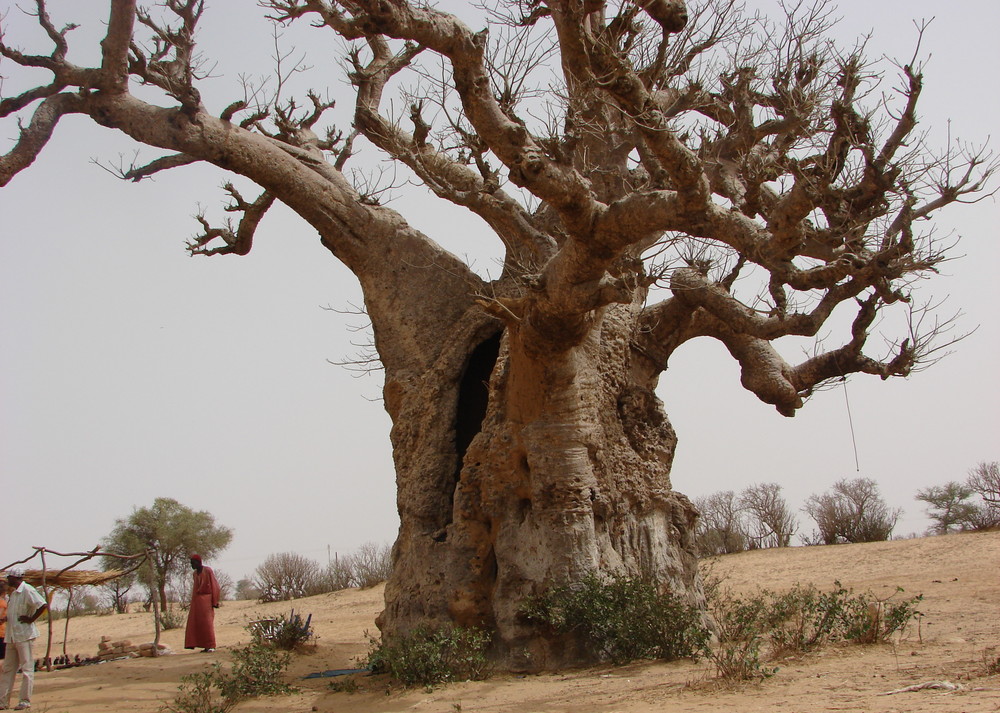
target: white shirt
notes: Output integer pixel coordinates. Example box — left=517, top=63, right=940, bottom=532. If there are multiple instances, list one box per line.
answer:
left=5, top=581, right=47, bottom=643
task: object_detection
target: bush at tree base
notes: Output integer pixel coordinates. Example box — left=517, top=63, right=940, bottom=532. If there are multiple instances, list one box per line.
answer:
left=521, top=573, right=709, bottom=665
left=365, top=626, right=492, bottom=687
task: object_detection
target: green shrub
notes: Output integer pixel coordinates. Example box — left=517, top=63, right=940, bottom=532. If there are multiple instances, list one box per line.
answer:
left=220, top=644, right=293, bottom=700
left=707, top=588, right=782, bottom=680
left=521, top=573, right=709, bottom=665
left=163, top=668, right=233, bottom=713
left=161, top=644, right=293, bottom=713
left=829, top=583, right=923, bottom=645
left=707, top=635, right=777, bottom=681
left=706, top=581, right=923, bottom=681
left=160, top=609, right=184, bottom=630
left=366, top=626, right=491, bottom=687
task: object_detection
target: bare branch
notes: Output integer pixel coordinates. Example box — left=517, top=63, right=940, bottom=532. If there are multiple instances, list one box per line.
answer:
left=322, top=301, right=384, bottom=375
left=187, top=185, right=276, bottom=256
left=93, top=151, right=200, bottom=182
left=130, top=0, right=205, bottom=109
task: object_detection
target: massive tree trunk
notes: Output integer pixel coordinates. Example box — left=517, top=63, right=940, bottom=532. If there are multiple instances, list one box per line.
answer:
left=373, top=292, right=701, bottom=668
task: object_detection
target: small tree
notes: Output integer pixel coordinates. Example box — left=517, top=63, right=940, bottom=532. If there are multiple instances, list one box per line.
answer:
left=967, top=462, right=1000, bottom=507
left=739, top=483, right=797, bottom=548
left=694, top=491, right=747, bottom=556
left=962, top=461, right=1000, bottom=531
left=803, top=478, right=900, bottom=544
left=215, top=571, right=234, bottom=601
left=254, top=552, right=320, bottom=602
left=315, top=556, right=358, bottom=593
left=103, top=497, right=233, bottom=610
left=351, top=542, right=394, bottom=588
left=235, top=578, right=262, bottom=601
left=915, top=482, right=978, bottom=535
left=98, top=558, right=137, bottom=614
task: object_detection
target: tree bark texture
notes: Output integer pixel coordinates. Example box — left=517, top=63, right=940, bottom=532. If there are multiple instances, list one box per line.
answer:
left=375, top=299, right=700, bottom=667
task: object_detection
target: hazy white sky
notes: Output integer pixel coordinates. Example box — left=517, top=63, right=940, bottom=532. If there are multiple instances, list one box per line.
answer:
left=1, top=1, right=997, bottom=584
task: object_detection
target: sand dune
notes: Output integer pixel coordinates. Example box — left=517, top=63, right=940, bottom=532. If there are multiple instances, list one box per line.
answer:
left=18, top=530, right=1000, bottom=712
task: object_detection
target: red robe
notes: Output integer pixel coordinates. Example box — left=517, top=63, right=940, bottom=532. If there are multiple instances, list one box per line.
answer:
left=184, top=566, right=221, bottom=649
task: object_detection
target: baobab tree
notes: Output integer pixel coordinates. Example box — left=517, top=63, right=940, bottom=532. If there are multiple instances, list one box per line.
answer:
left=1, top=0, right=994, bottom=667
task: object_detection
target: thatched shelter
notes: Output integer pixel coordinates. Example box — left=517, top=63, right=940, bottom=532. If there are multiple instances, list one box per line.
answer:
left=3, top=547, right=155, bottom=669
left=20, top=568, right=125, bottom=590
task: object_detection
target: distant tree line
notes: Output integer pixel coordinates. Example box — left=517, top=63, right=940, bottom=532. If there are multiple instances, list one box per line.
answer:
left=71, top=463, right=1000, bottom=609
left=235, top=542, right=394, bottom=602
left=694, top=461, right=1000, bottom=557
left=92, top=496, right=394, bottom=612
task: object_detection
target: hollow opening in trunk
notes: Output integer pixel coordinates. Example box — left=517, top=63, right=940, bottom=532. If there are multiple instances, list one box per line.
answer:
left=442, top=330, right=503, bottom=532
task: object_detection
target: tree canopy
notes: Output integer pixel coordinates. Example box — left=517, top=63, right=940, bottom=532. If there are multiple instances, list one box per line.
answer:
left=1, top=1, right=992, bottom=412
left=103, top=497, right=232, bottom=609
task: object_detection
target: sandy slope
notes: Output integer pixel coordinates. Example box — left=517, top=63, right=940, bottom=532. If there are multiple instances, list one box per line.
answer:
left=17, top=531, right=1000, bottom=713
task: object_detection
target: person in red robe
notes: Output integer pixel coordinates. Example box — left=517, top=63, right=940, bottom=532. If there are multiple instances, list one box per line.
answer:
left=184, top=554, right=221, bottom=652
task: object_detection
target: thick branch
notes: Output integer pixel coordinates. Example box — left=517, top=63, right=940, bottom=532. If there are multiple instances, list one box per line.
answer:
left=0, top=94, right=82, bottom=186
left=100, top=0, right=137, bottom=91
left=286, top=0, right=603, bottom=236
left=548, top=3, right=709, bottom=208
left=349, top=36, right=554, bottom=266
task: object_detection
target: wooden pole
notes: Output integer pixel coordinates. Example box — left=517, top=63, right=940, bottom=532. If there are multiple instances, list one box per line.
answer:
left=149, top=552, right=162, bottom=656
left=2, top=546, right=152, bottom=662
left=62, top=588, right=74, bottom=660
left=37, top=548, right=54, bottom=672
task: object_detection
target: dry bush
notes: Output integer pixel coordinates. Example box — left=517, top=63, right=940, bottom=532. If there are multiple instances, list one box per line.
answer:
left=314, top=557, right=356, bottom=593
left=272, top=542, right=396, bottom=596
left=351, top=542, right=393, bottom=588
left=739, top=483, right=797, bottom=549
left=968, top=462, right=1000, bottom=505
left=966, top=462, right=1000, bottom=530
left=234, top=578, right=261, bottom=601
left=803, top=478, right=900, bottom=544
left=254, top=553, right=320, bottom=602
left=694, top=491, right=748, bottom=556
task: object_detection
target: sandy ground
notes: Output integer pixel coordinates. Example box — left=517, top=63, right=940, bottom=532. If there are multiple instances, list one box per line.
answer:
left=13, top=530, right=1000, bottom=713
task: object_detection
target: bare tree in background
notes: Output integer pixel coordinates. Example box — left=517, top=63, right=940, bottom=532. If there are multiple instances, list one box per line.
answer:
left=350, top=542, right=394, bottom=588
left=2, top=0, right=994, bottom=667
left=739, top=482, right=796, bottom=548
left=967, top=462, right=1000, bottom=507
left=254, top=552, right=320, bottom=602
left=804, top=477, right=900, bottom=544
left=964, top=461, right=1000, bottom=530
left=316, top=557, right=357, bottom=593
left=99, top=558, right=137, bottom=614
left=314, top=542, right=393, bottom=591
left=215, top=570, right=234, bottom=601
left=694, top=491, right=747, bottom=556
